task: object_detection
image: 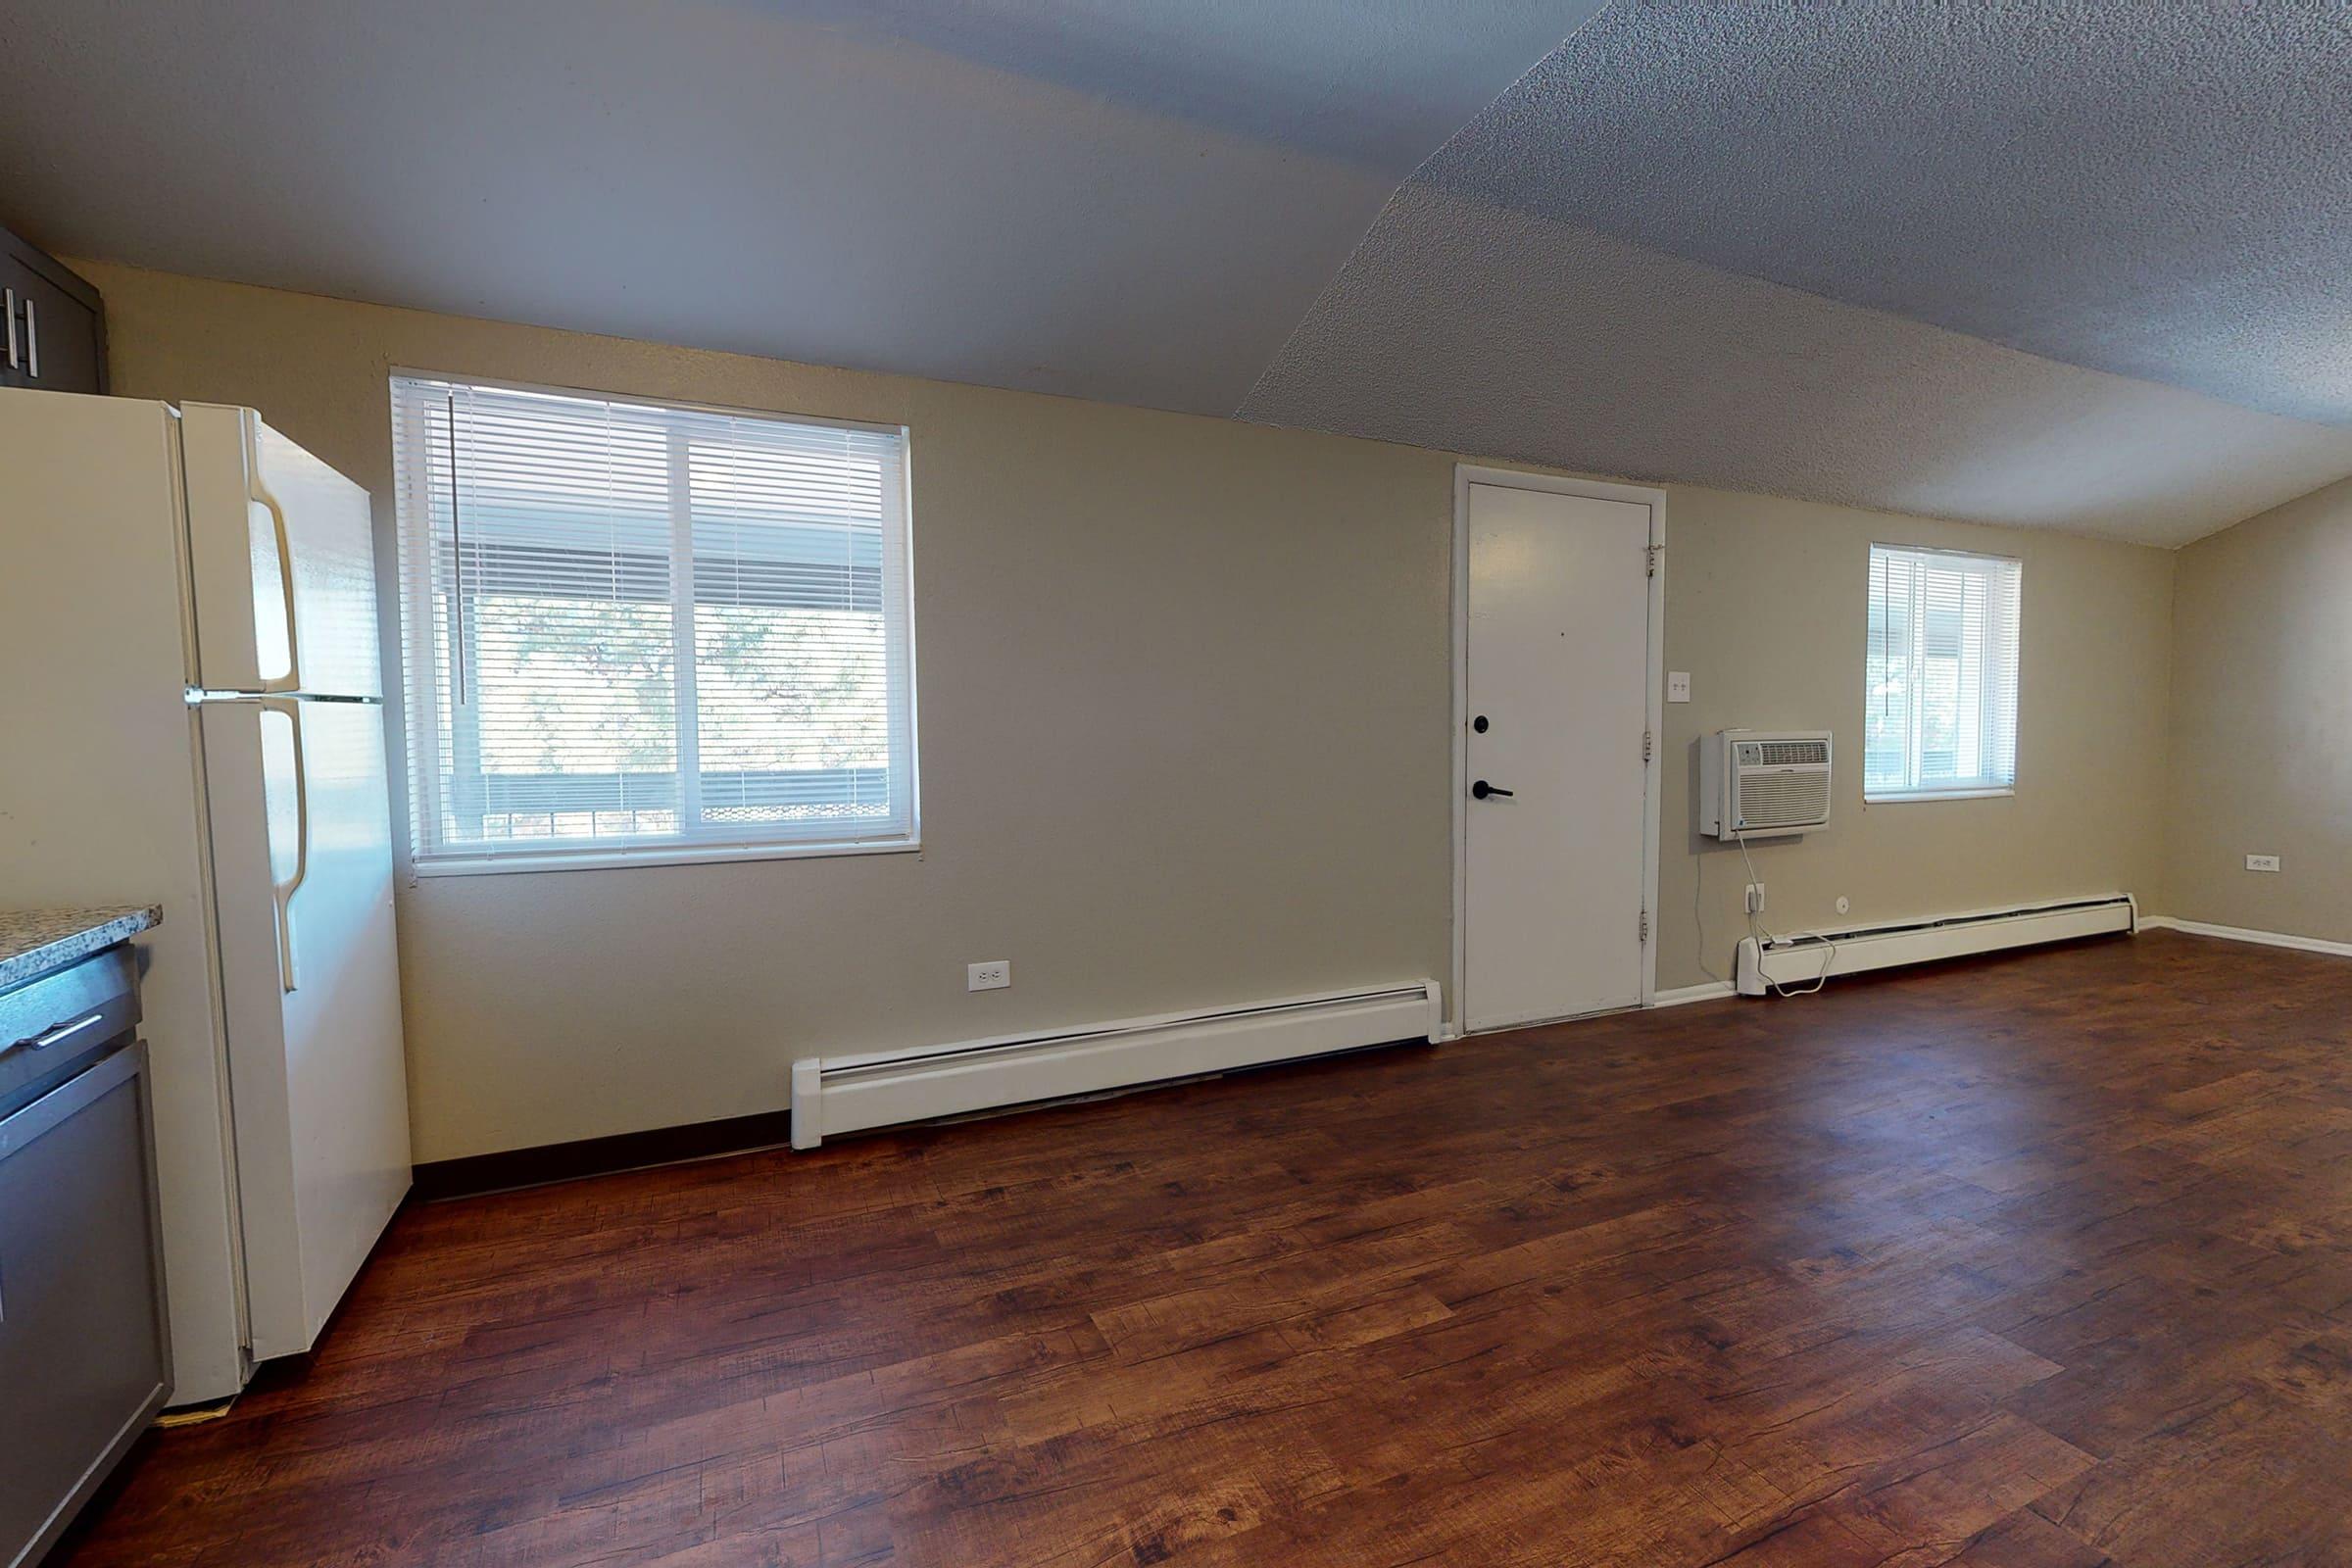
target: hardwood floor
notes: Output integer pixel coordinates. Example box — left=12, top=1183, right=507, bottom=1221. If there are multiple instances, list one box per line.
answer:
left=60, top=930, right=2352, bottom=1567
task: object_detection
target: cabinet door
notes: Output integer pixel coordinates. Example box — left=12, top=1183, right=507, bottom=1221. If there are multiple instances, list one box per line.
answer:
left=0, top=1043, right=171, bottom=1568
left=0, top=230, right=106, bottom=395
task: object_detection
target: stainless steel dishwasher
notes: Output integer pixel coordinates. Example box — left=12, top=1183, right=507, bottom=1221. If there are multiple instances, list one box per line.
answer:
left=0, top=946, right=172, bottom=1568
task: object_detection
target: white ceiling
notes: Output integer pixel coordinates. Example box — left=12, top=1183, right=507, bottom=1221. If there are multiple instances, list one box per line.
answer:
left=4, top=0, right=2346, bottom=544
left=0, top=0, right=1595, bottom=416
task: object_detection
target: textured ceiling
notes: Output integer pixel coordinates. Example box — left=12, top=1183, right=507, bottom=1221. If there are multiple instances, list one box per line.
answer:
left=3, top=0, right=2348, bottom=543
left=1244, top=0, right=2352, bottom=542
left=1241, top=183, right=2352, bottom=548
left=1422, top=1, right=2352, bottom=425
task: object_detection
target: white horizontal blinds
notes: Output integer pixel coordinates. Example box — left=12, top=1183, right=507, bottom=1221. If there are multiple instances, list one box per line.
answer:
left=390, top=375, right=913, bottom=862
left=1863, top=547, right=1914, bottom=796
left=1864, top=544, right=2021, bottom=798
left=688, top=412, right=911, bottom=838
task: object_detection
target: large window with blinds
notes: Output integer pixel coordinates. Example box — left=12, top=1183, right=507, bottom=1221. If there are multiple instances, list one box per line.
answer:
left=1864, top=543, right=2021, bottom=801
left=389, top=374, right=916, bottom=870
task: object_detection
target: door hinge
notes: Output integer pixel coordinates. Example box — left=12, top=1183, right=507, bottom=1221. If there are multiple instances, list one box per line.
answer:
left=1640, top=909, right=1651, bottom=944
left=1645, top=544, right=1662, bottom=577
left=1642, top=727, right=1653, bottom=762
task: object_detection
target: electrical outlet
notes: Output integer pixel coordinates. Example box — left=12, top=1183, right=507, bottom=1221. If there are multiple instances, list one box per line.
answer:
left=2246, top=854, right=2281, bottom=873
left=1667, top=671, right=1691, bottom=704
left=1745, top=883, right=1765, bottom=914
left=966, top=960, right=1011, bottom=991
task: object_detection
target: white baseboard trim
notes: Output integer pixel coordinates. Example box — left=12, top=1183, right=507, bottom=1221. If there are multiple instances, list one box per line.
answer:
left=2138, top=916, right=2352, bottom=959
left=1651, top=981, right=1739, bottom=1007
left=790, top=979, right=1444, bottom=1148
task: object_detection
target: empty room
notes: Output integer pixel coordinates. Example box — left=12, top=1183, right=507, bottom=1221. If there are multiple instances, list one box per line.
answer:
left=2, top=3, right=2349, bottom=1564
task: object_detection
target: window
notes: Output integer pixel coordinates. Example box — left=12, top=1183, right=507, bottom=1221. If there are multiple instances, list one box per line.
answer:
left=390, top=374, right=915, bottom=871
left=1864, top=543, right=2020, bottom=801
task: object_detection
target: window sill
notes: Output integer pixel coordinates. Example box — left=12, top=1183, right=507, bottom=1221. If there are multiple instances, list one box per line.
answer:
left=1864, top=788, right=2016, bottom=804
left=410, top=836, right=921, bottom=877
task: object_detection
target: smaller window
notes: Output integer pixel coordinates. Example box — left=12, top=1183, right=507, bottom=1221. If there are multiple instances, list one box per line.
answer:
left=1864, top=543, right=2021, bottom=801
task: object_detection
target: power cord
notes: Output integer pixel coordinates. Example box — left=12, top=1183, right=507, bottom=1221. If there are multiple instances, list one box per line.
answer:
left=1692, top=843, right=1720, bottom=984
left=1736, top=830, right=1837, bottom=998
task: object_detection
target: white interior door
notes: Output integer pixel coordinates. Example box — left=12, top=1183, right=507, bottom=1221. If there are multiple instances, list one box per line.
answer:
left=1461, top=482, right=1654, bottom=1031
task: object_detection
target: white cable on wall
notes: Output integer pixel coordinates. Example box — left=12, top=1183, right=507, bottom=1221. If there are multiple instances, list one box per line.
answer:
left=1737, top=830, right=1836, bottom=998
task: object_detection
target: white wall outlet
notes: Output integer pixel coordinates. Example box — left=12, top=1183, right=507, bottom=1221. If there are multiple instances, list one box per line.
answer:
left=1745, top=883, right=1765, bottom=914
left=1835, top=895, right=1851, bottom=916
left=966, top=960, right=1011, bottom=991
left=2246, top=854, right=2281, bottom=873
left=1667, top=671, right=1691, bottom=703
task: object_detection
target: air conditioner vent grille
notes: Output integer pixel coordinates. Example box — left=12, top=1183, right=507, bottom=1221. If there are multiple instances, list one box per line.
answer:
left=1736, top=770, right=1833, bottom=831
left=1757, top=740, right=1830, bottom=766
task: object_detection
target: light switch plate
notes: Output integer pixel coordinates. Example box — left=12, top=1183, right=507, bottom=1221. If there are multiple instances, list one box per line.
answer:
left=2246, top=854, right=2281, bottom=873
left=1667, top=671, right=1691, bottom=703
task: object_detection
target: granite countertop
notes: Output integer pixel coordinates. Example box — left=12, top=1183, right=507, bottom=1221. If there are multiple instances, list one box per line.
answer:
left=0, top=906, right=162, bottom=991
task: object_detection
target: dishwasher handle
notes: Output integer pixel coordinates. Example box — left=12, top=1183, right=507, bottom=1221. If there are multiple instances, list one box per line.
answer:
left=21, top=1012, right=106, bottom=1052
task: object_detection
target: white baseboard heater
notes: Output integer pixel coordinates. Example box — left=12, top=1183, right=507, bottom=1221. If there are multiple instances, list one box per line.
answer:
left=1735, top=895, right=2137, bottom=997
left=789, top=980, right=1444, bottom=1149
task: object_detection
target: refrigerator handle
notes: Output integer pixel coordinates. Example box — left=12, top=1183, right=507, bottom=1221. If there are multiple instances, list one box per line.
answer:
left=260, top=696, right=311, bottom=993
left=247, top=416, right=304, bottom=694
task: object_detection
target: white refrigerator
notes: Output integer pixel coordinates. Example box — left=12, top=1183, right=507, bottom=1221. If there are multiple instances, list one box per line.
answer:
left=0, top=387, right=412, bottom=1404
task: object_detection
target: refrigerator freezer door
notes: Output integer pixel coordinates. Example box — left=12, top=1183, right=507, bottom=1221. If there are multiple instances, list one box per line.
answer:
left=0, top=388, right=252, bottom=1403
left=182, top=404, right=381, bottom=700
left=198, top=696, right=411, bottom=1358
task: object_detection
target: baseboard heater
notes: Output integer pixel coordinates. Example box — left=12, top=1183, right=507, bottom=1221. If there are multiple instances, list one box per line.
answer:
left=1735, top=895, right=2137, bottom=997
left=789, top=980, right=1444, bottom=1149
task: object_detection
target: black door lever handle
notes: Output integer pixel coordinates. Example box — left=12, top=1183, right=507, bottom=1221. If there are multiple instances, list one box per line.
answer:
left=1471, top=780, right=1513, bottom=800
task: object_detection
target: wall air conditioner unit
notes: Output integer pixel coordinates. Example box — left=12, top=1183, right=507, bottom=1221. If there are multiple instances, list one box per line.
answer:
left=1701, top=729, right=1833, bottom=839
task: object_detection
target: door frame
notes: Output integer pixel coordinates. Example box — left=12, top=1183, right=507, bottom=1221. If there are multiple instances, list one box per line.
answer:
left=1450, top=465, right=1667, bottom=1036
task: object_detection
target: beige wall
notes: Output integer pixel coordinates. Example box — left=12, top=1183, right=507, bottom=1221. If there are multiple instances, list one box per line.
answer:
left=87, top=263, right=1457, bottom=1162
left=2164, top=475, right=2352, bottom=945
left=1660, top=490, right=2176, bottom=986
left=79, top=262, right=2178, bottom=1161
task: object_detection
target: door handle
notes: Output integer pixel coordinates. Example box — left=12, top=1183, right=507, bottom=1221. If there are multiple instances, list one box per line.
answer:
left=261, top=696, right=311, bottom=992
left=1471, top=780, right=1514, bottom=800
left=21, top=296, right=33, bottom=379
left=3, top=288, right=16, bottom=371
left=246, top=415, right=304, bottom=692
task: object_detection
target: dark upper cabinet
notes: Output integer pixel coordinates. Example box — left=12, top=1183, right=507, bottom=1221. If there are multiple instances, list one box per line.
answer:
left=0, top=223, right=106, bottom=395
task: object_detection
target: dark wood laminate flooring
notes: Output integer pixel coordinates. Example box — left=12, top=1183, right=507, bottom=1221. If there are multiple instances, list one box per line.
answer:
left=60, top=931, right=2352, bottom=1567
